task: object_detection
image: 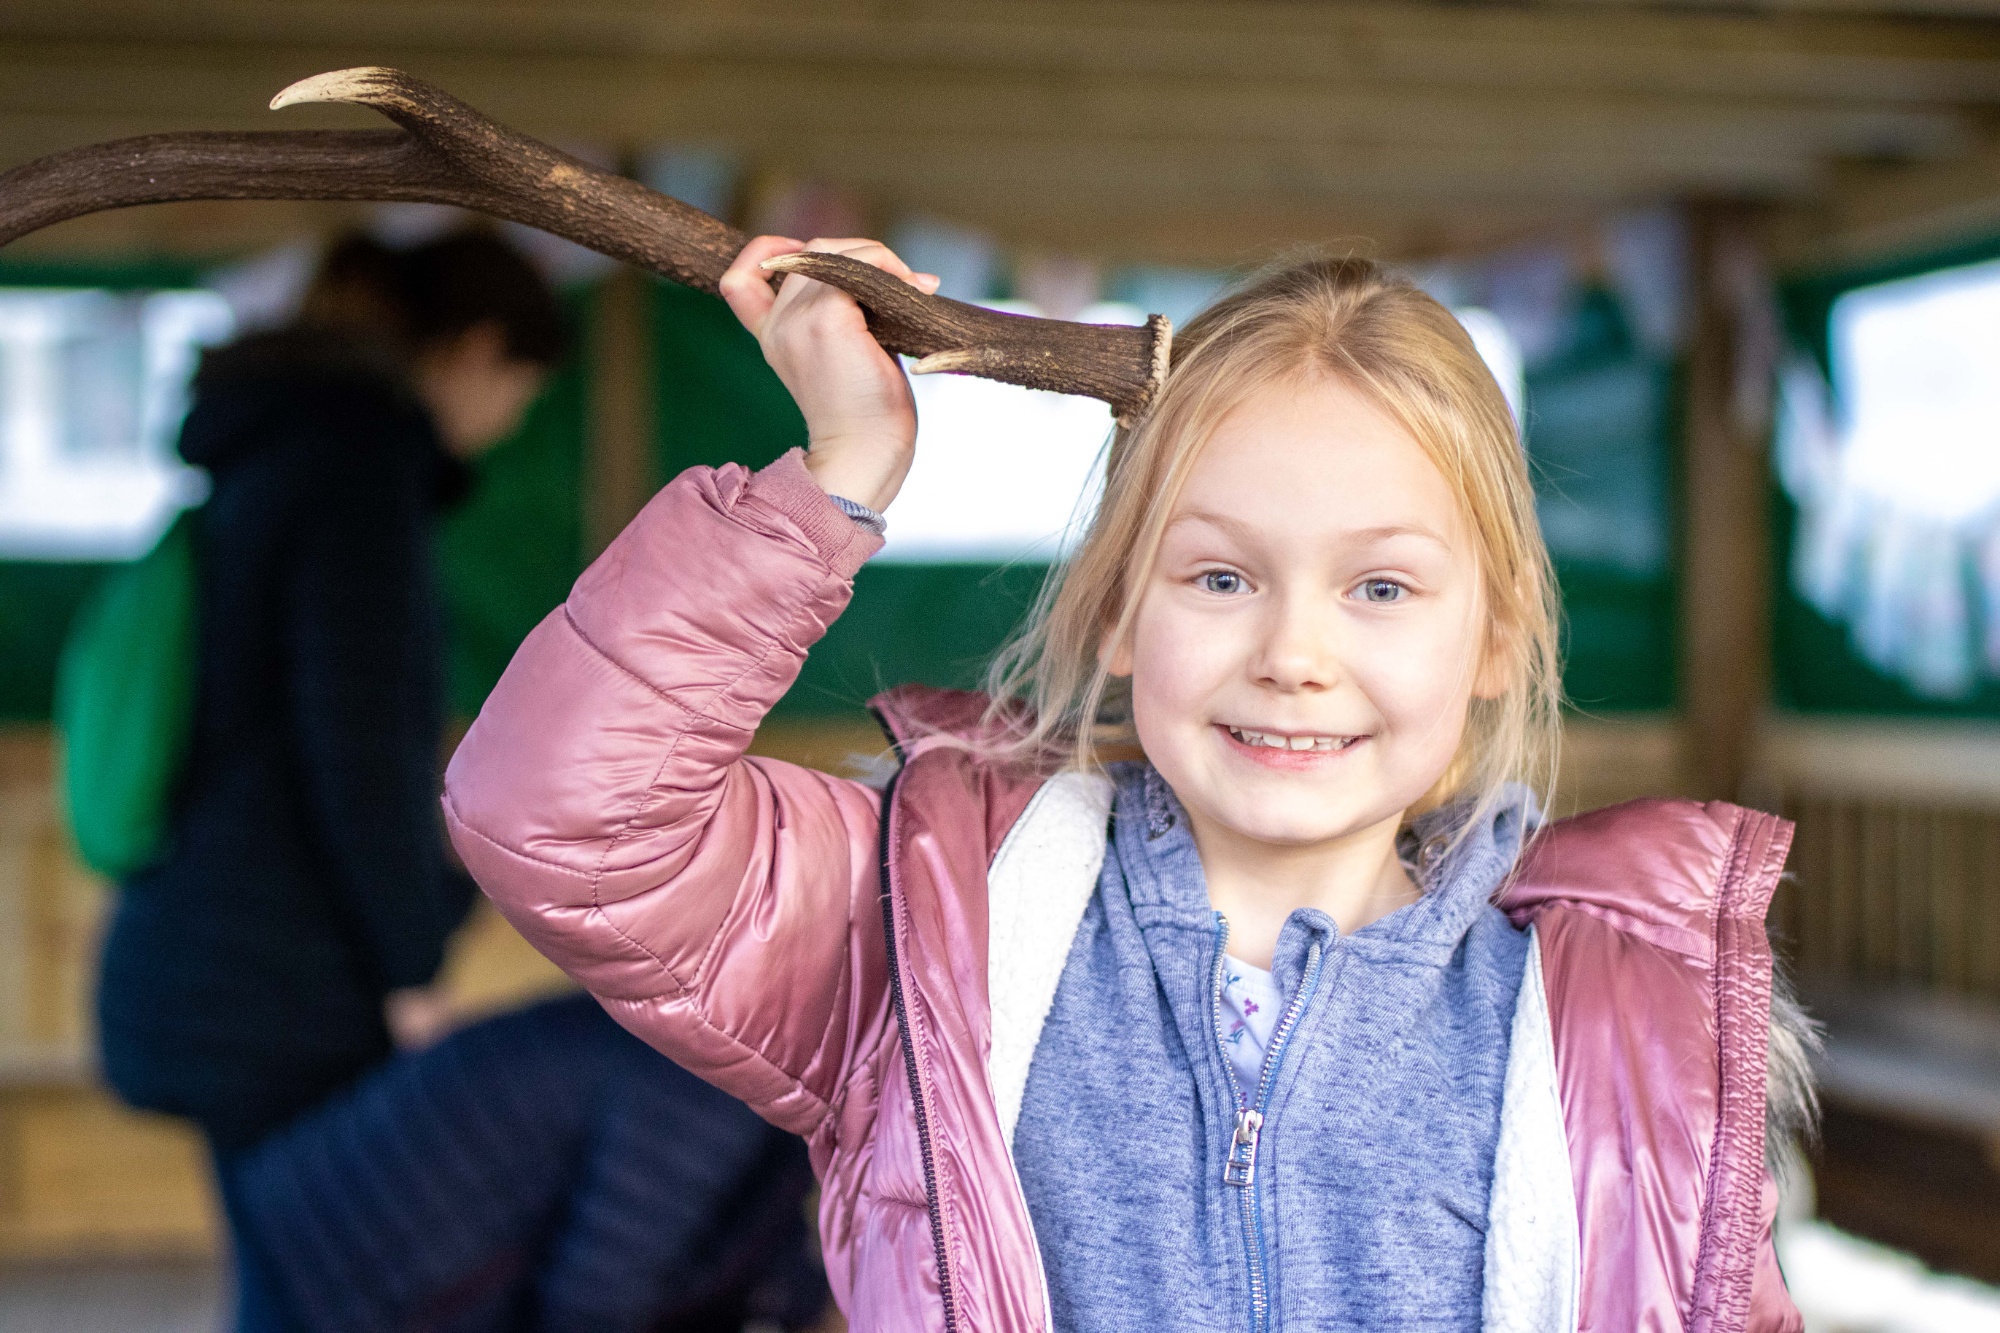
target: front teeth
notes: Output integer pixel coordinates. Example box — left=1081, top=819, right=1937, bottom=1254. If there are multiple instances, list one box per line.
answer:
left=1227, top=727, right=1353, bottom=753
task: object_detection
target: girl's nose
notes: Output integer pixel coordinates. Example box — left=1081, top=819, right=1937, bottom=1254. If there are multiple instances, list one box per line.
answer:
left=1250, top=595, right=1341, bottom=692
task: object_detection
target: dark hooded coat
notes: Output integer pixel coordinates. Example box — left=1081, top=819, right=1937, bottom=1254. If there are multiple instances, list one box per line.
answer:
left=98, top=329, right=477, bottom=1150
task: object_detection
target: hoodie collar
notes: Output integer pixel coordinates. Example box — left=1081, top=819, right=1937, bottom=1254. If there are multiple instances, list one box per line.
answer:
left=1109, top=761, right=1536, bottom=967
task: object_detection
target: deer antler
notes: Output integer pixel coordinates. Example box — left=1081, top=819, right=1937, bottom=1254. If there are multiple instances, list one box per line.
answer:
left=0, top=67, right=1171, bottom=422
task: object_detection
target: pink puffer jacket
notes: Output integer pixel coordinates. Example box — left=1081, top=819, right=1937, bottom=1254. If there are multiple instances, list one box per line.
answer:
left=444, top=451, right=1804, bottom=1333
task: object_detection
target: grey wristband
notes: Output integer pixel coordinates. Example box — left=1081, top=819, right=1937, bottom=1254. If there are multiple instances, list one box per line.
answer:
left=829, top=493, right=887, bottom=537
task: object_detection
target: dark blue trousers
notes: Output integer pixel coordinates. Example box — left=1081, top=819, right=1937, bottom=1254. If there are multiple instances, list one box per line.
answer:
left=211, top=994, right=823, bottom=1333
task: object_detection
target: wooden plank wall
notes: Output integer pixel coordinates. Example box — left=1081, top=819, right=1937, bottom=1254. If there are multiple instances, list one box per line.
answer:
left=1761, top=720, right=2000, bottom=1003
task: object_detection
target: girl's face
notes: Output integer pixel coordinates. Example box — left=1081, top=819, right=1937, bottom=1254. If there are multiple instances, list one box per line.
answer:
left=1108, top=373, right=1503, bottom=856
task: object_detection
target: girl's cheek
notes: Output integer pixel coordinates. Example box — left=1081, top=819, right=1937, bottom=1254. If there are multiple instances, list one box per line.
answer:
left=1351, top=606, right=1482, bottom=729
left=1128, top=601, right=1232, bottom=716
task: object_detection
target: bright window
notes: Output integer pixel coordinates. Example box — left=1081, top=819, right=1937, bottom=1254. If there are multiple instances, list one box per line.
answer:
left=0, top=288, right=233, bottom=560
left=1829, top=258, right=2000, bottom=526
left=878, top=300, right=1142, bottom=564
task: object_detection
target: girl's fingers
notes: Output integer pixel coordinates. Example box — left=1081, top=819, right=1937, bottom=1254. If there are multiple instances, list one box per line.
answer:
left=754, top=236, right=942, bottom=351
left=719, top=234, right=805, bottom=334
left=800, top=238, right=935, bottom=291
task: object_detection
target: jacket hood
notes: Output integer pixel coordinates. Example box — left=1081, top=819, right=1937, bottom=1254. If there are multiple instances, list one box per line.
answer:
left=177, top=328, right=473, bottom=509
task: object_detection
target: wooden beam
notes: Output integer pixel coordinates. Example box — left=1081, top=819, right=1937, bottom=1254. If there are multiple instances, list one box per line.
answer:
left=583, top=265, right=656, bottom=559
left=0, top=62, right=1943, bottom=207
left=1680, top=202, right=1775, bottom=801
left=6, top=1, right=2000, bottom=104
left=1535, top=0, right=2000, bottom=21
left=0, top=99, right=1888, bottom=197
left=0, top=191, right=1565, bottom=270
left=3, top=4, right=1998, bottom=266
left=1814, top=126, right=2000, bottom=261
left=0, top=46, right=1970, bottom=157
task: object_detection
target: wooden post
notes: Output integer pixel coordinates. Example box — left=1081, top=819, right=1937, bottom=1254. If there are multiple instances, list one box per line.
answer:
left=584, top=264, right=657, bottom=559
left=1680, top=202, right=1772, bottom=801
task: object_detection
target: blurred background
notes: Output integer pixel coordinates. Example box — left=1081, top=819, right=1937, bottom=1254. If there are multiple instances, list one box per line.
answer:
left=1, top=2, right=1998, bottom=1330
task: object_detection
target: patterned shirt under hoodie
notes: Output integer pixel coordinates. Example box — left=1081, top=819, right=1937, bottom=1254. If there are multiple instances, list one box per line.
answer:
left=1013, top=763, right=1536, bottom=1333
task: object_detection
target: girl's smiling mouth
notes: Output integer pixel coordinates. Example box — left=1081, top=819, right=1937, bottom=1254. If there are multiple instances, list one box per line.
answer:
left=1220, top=724, right=1365, bottom=762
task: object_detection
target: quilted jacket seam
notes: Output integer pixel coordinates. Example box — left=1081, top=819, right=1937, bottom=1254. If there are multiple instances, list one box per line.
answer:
left=645, top=993, right=833, bottom=1130
left=444, top=794, right=688, bottom=988
left=1688, top=806, right=1779, bottom=1333
left=825, top=1023, right=896, bottom=1156
left=549, top=539, right=860, bottom=1106
left=558, top=578, right=817, bottom=950
left=440, top=794, right=598, bottom=885
left=448, top=796, right=836, bottom=1127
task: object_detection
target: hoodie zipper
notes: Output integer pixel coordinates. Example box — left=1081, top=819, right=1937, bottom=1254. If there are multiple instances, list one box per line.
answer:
left=1210, top=915, right=1327, bottom=1333
left=875, top=765, right=963, bottom=1333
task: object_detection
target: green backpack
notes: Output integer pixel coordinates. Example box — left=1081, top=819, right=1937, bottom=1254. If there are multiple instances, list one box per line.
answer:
left=54, top=507, right=201, bottom=879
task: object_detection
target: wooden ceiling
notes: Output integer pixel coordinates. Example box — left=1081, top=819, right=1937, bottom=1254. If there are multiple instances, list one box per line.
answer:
left=3, top=1, right=1999, bottom=266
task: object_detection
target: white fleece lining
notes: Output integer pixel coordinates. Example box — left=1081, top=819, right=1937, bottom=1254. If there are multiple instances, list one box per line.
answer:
left=1482, top=928, right=1582, bottom=1333
left=986, top=770, right=1115, bottom=1148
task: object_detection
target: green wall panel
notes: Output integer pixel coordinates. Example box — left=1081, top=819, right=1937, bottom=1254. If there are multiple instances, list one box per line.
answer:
left=1771, top=488, right=2000, bottom=718
left=0, top=562, right=103, bottom=720
left=1521, top=288, right=1679, bottom=712
left=3, top=270, right=1704, bottom=726
left=783, top=561, right=1049, bottom=717
left=438, top=340, right=589, bottom=717
left=647, top=278, right=1690, bottom=718
left=653, top=282, right=806, bottom=475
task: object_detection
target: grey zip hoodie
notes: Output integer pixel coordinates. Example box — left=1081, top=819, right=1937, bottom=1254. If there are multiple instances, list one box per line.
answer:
left=1013, top=763, right=1534, bottom=1332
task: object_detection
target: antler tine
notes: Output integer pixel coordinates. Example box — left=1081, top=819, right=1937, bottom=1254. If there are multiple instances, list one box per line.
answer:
left=0, top=66, right=1171, bottom=421
left=266, top=67, right=747, bottom=292
left=762, top=251, right=1172, bottom=422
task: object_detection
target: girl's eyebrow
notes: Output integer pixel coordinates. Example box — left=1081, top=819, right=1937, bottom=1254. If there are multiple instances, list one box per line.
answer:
left=1344, top=523, right=1456, bottom=552
left=1164, top=507, right=1257, bottom=539
left=1167, top=508, right=1454, bottom=552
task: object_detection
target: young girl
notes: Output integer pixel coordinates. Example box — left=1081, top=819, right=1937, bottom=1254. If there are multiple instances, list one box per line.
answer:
left=444, top=236, right=1814, bottom=1333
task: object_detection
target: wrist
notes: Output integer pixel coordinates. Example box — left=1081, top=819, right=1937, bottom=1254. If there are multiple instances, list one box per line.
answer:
left=802, top=434, right=912, bottom=514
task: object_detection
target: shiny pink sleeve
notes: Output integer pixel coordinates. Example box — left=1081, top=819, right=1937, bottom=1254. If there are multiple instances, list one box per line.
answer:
left=441, top=450, right=889, bottom=1137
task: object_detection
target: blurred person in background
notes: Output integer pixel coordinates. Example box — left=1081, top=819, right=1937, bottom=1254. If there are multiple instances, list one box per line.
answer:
left=97, top=230, right=558, bottom=1154
left=94, top=231, right=826, bottom=1332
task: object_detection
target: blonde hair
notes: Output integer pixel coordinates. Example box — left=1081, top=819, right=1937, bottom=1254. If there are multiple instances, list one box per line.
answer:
left=978, top=254, right=1562, bottom=826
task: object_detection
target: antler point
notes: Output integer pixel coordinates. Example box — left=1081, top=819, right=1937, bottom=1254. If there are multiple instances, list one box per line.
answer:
left=270, top=66, right=396, bottom=112
left=910, top=350, right=980, bottom=375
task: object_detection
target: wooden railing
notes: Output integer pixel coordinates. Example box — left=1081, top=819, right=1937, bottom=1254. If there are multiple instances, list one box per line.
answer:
left=1757, top=718, right=2000, bottom=1005
left=1774, top=798, right=2000, bottom=1003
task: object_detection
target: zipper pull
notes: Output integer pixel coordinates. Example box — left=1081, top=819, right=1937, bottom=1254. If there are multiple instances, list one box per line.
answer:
left=1224, top=1108, right=1263, bottom=1187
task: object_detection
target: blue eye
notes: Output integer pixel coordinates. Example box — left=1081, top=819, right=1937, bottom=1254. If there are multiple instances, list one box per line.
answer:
left=1198, top=570, right=1247, bottom=595
left=1358, top=579, right=1405, bottom=603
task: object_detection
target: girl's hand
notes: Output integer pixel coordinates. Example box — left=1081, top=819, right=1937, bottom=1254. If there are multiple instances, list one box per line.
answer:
left=719, top=235, right=940, bottom=514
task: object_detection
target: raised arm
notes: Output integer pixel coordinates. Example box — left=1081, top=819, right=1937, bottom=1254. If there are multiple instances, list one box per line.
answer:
left=446, top=234, right=937, bottom=1137
left=442, top=449, right=887, bottom=1135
